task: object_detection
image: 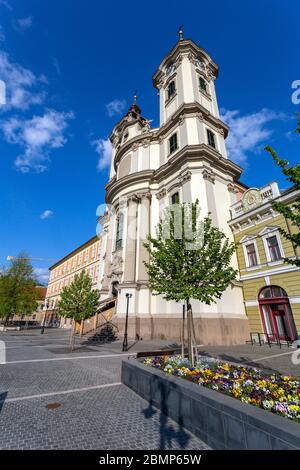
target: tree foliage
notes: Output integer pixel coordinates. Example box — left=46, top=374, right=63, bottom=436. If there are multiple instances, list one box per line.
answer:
left=58, top=271, right=100, bottom=322
left=0, top=252, right=39, bottom=322
left=265, top=117, right=300, bottom=267
left=144, top=200, right=237, bottom=364
left=144, top=200, right=237, bottom=304
left=58, top=271, right=100, bottom=350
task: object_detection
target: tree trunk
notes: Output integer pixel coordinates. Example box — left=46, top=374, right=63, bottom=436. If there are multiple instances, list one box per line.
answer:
left=80, top=319, right=84, bottom=336
left=186, top=299, right=194, bottom=366
left=181, top=303, right=185, bottom=358
left=69, top=320, right=76, bottom=352
left=191, top=310, right=198, bottom=365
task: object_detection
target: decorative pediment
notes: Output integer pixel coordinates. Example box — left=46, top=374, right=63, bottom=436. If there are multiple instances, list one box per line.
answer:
left=240, top=234, right=257, bottom=244
left=258, top=226, right=279, bottom=237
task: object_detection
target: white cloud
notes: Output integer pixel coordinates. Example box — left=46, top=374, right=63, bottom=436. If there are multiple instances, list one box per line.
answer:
left=91, top=137, right=112, bottom=171
left=105, top=98, right=126, bottom=117
left=34, top=267, right=49, bottom=284
left=40, top=209, right=53, bottom=220
left=0, top=51, right=46, bottom=111
left=13, top=16, right=33, bottom=33
left=220, top=108, right=287, bottom=164
left=0, top=0, right=12, bottom=10
left=1, top=109, right=74, bottom=172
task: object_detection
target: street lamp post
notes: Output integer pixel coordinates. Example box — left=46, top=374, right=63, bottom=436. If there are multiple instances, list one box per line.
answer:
left=41, top=299, right=49, bottom=334
left=122, top=293, right=132, bottom=352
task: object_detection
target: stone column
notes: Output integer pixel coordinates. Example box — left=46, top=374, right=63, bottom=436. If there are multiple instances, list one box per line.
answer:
left=99, top=208, right=114, bottom=295
left=203, top=169, right=218, bottom=225
left=123, top=195, right=139, bottom=283
left=137, top=192, right=151, bottom=282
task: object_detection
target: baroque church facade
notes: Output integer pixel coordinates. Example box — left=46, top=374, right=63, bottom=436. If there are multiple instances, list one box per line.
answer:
left=98, top=34, right=250, bottom=344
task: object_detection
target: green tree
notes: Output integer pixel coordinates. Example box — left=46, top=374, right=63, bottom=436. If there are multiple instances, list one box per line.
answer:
left=265, top=117, right=300, bottom=267
left=58, top=271, right=100, bottom=350
left=0, top=252, right=39, bottom=325
left=144, top=200, right=237, bottom=365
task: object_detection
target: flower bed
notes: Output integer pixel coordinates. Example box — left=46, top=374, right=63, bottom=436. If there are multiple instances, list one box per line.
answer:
left=144, top=355, right=300, bottom=423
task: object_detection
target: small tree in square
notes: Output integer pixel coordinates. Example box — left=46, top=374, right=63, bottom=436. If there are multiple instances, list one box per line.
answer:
left=0, top=252, right=39, bottom=325
left=264, top=117, right=300, bottom=267
left=144, top=200, right=237, bottom=365
left=58, top=271, right=100, bottom=350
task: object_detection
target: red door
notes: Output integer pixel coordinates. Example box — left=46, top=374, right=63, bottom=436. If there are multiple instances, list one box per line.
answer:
left=259, top=286, right=298, bottom=342
left=271, top=306, right=290, bottom=340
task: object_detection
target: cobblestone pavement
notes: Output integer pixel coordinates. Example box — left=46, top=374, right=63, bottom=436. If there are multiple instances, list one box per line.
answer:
left=0, top=329, right=209, bottom=450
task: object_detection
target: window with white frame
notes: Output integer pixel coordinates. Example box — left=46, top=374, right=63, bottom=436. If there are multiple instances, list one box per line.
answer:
left=167, top=80, right=176, bottom=100
left=206, top=129, right=216, bottom=149
left=241, top=235, right=260, bottom=268
left=259, top=227, right=284, bottom=262
left=246, top=243, right=258, bottom=267
left=169, top=133, right=178, bottom=154
left=199, top=76, right=207, bottom=93
left=267, top=235, right=282, bottom=261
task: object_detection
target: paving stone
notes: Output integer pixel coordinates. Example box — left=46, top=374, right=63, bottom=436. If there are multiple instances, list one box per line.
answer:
left=0, top=329, right=209, bottom=450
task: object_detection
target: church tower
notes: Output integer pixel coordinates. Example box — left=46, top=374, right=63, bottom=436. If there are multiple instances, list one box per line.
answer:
left=99, top=31, right=249, bottom=345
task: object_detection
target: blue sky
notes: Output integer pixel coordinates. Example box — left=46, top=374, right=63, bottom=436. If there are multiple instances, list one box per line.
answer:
left=0, top=0, right=299, bottom=283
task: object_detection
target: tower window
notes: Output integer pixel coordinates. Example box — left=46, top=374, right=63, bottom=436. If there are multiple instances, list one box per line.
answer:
left=171, top=192, right=180, bottom=205
left=115, top=212, right=124, bottom=251
left=199, top=77, right=207, bottom=92
left=167, top=81, right=176, bottom=100
left=207, top=129, right=216, bottom=149
left=169, top=133, right=178, bottom=154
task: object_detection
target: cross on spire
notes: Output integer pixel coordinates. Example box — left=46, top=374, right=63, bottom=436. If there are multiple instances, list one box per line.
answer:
left=178, top=25, right=183, bottom=41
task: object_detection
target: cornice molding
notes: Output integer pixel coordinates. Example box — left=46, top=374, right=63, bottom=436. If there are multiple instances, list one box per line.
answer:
left=152, top=39, right=218, bottom=88
left=229, top=188, right=300, bottom=225
left=105, top=170, right=154, bottom=204
left=153, top=144, right=242, bottom=184
left=113, top=102, right=229, bottom=171
left=106, top=145, right=242, bottom=204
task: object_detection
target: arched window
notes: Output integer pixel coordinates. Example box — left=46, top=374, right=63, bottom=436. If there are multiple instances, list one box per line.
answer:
left=167, top=81, right=176, bottom=100
left=258, top=285, right=297, bottom=341
left=115, top=212, right=124, bottom=250
left=259, top=286, right=287, bottom=299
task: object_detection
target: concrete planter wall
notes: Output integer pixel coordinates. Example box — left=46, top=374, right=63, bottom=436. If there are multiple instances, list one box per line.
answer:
left=121, top=358, right=300, bottom=450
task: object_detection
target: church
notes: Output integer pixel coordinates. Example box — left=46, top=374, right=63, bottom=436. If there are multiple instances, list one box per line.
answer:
left=97, top=30, right=250, bottom=344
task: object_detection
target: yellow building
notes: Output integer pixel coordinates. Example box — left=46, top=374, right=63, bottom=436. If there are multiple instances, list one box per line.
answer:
left=229, top=182, right=300, bottom=343
left=45, top=235, right=102, bottom=328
